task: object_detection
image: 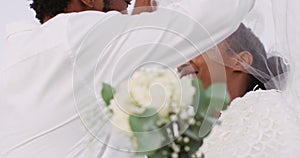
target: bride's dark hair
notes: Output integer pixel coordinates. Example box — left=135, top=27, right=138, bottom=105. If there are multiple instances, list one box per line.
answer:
left=225, top=23, right=289, bottom=91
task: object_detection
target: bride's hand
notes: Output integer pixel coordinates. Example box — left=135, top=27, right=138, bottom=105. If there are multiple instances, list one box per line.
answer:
left=132, top=0, right=157, bottom=14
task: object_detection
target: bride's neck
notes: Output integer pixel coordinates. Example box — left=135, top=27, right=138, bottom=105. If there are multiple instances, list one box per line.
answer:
left=227, top=74, right=251, bottom=101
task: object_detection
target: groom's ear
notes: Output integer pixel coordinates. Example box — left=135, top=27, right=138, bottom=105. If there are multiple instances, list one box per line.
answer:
left=80, top=0, right=95, bottom=8
left=232, top=51, right=253, bottom=71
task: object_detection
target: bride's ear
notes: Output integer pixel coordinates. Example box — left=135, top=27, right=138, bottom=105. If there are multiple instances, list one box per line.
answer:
left=232, top=51, right=253, bottom=71
left=80, top=0, right=95, bottom=8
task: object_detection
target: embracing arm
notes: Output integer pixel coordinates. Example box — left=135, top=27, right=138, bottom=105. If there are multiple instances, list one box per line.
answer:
left=132, top=0, right=156, bottom=14
left=69, top=0, right=255, bottom=85
left=68, top=0, right=256, bottom=88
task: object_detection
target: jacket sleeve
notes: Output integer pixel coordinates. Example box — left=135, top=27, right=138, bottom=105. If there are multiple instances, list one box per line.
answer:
left=68, top=0, right=255, bottom=86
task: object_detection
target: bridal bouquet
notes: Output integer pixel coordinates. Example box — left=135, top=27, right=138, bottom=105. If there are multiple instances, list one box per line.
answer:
left=101, top=68, right=230, bottom=158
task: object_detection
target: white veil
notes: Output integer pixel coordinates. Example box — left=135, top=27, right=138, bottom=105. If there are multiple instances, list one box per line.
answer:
left=242, top=0, right=300, bottom=116
left=173, top=0, right=300, bottom=126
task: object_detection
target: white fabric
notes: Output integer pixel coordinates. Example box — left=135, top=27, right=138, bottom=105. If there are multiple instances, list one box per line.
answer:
left=200, top=90, right=300, bottom=157
left=198, top=0, right=300, bottom=156
left=0, top=0, right=254, bottom=157
left=243, top=0, right=300, bottom=115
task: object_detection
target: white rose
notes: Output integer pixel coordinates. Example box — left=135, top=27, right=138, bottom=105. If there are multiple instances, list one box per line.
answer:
left=111, top=68, right=196, bottom=119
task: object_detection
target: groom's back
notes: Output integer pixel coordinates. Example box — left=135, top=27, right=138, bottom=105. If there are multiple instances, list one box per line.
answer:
left=0, top=12, right=107, bottom=158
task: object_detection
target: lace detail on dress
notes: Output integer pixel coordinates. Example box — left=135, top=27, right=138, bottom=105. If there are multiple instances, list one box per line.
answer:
left=198, top=90, right=300, bottom=158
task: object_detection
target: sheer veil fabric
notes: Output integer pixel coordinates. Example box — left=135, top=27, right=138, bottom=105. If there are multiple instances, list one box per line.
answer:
left=242, top=0, right=300, bottom=118
left=202, top=0, right=300, bottom=111
left=200, top=0, right=300, bottom=157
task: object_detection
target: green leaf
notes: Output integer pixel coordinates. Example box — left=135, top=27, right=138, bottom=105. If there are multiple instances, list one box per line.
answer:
left=183, top=129, right=200, bottom=141
left=205, top=83, right=230, bottom=111
left=129, top=109, right=159, bottom=132
left=147, top=146, right=171, bottom=158
left=192, top=79, right=209, bottom=116
left=129, top=109, right=165, bottom=153
left=186, top=137, right=203, bottom=154
left=101, top=83, right=115, bottom=106
left=191, top=82, right=230, bottom=138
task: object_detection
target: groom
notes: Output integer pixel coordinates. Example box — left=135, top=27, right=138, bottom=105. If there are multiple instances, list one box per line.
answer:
left=0, top=0, right=255, bottom=157
left=30, top=0, right=154, bottom=23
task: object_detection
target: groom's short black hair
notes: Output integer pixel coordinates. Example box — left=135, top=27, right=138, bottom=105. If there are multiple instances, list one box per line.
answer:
left=30, top=0, right=112, bottom=23
left=30, top=0, right=72, bottom=23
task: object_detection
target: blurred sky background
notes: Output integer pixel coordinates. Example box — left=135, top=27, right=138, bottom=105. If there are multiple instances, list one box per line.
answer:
left=0, top=0, right=35, bottom=53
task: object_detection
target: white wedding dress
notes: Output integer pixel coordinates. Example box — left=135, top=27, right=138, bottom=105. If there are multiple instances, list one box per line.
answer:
left=200, top=90, right=300, bottom=158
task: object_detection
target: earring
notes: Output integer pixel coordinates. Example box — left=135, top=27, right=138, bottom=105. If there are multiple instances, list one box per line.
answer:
left=83, top=0, right=94, bottom=8
left=252, top=84, right=259, bottom=91
left=91, top=0, right=95, bottom=8
left=89, top=0, right=95, bottom=8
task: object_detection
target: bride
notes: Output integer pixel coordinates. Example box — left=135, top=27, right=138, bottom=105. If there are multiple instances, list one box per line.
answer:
left=178, top=22, right=300, bottom=158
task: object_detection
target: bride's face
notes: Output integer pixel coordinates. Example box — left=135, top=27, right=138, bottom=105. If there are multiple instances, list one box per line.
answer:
left=178, top=42, right=234, bottom=89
